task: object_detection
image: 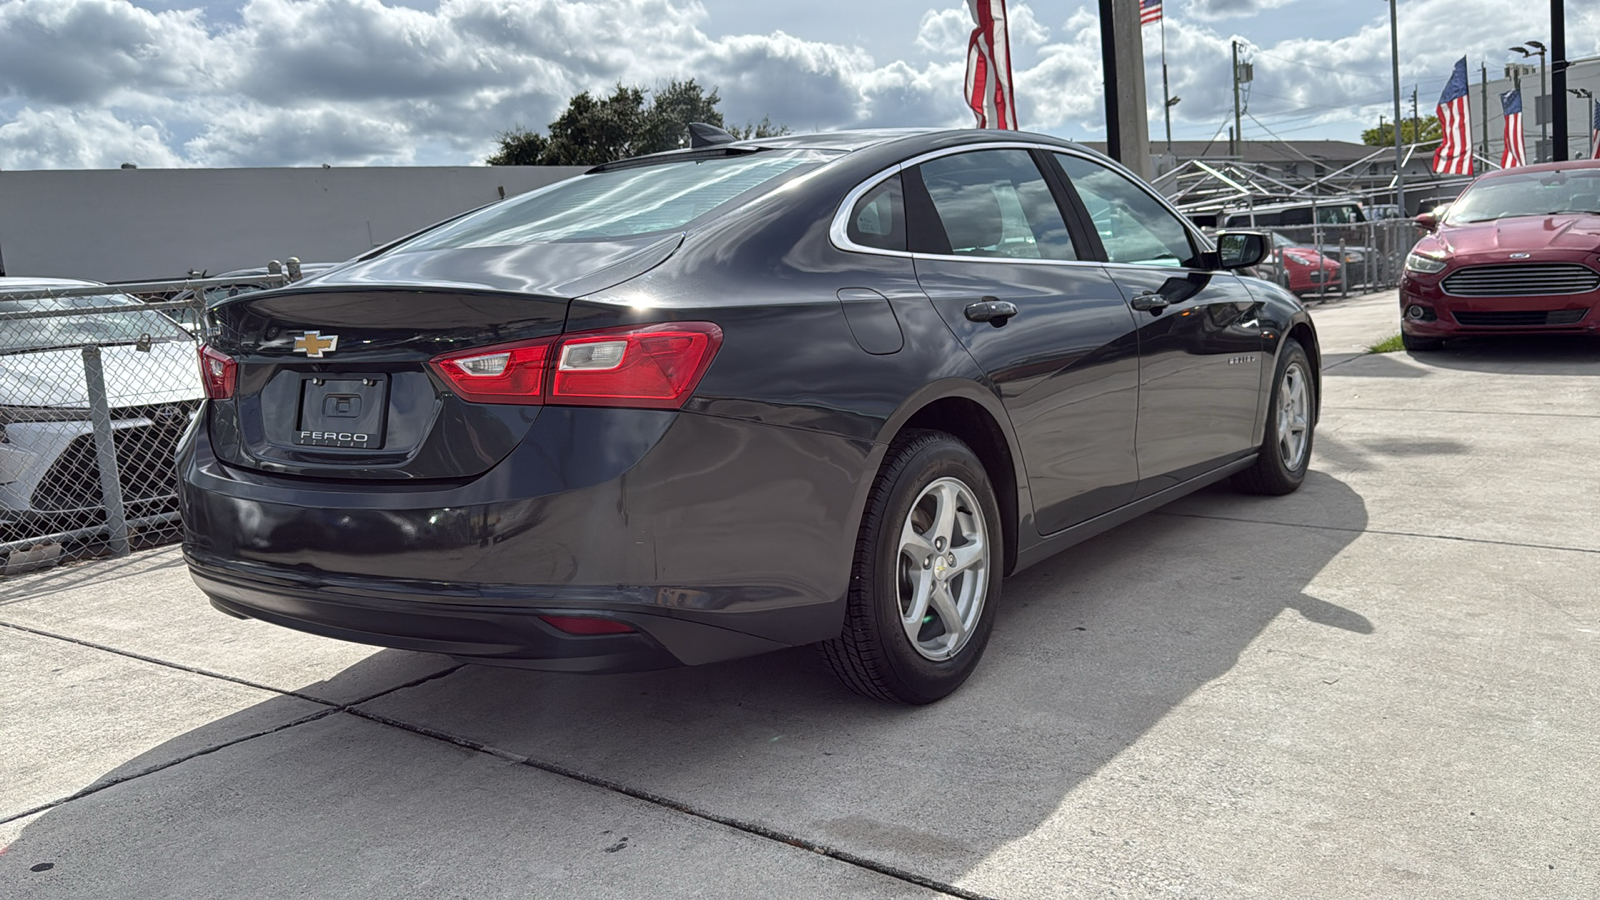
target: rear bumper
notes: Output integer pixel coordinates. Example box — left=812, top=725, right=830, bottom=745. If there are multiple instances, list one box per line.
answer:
left=188, top=555, right=788, bottom=672
left=179, top=406, right=878, bottom=671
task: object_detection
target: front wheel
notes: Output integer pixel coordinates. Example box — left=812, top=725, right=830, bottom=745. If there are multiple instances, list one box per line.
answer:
left=1233, top=339, right=1316, bottom=496
left=821, top=430, right=1003, bottom=704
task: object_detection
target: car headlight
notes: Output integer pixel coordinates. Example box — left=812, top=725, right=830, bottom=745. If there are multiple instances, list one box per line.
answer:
left=1285, top=255, right=1309, bottom=266
left=1404, top=251, right=1447, bottom=274
left=1344, top=252, right=1364, bottom=263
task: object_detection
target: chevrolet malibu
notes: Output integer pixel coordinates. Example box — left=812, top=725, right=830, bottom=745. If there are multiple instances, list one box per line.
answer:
left=1401, top=159, right=1600, bottom=350
left=180, top=129, right=1320, bottom=703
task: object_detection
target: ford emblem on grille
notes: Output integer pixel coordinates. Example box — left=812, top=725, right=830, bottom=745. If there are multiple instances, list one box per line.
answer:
left=292, top=331, right=339, bottom=357
left=1509, top=252, right=1531, bottom=259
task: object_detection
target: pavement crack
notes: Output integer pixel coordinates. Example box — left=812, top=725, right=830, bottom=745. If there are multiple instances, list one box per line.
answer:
left=345, top=706, right=993, bottom=900
left=1327, top=405, right=1600, bottom=420
left=0, top=708, right=340, bottom=826
left=0, top=620, right=335, bottom=705
left=1153, top=511, right=1600, bottom=556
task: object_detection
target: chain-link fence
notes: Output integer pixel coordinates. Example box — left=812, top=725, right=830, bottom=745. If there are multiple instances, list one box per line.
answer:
left=1227, top=218, right=1424, bottom=302
left=0, top=272, right=294, bottom=576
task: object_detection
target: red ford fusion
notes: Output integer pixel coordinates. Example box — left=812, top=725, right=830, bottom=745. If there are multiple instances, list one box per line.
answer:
left=1400, top=160, right=1600, bottom=350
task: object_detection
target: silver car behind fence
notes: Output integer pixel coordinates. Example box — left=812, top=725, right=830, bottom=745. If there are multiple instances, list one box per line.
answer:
left=0, top=274, right=290, bottom=575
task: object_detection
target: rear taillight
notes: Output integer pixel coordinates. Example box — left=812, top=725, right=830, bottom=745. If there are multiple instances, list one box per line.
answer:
left=198, top=345, right=237, bottom=399
left=432, top=339, right=553, bottom=406
left=429, top=322, right=722, bottom=410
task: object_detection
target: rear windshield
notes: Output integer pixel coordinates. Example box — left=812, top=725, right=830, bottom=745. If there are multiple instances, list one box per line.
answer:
left=0, top=292, right=191, bottom=353
left=1445, top=168, right=1600, bottom=224
left=395, top=150, right=836, bottom=250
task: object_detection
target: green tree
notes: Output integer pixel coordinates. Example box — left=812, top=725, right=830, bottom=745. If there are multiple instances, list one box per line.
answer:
left=730, top=116, right=791, bottom=140
left=1362, top=117, right=1442, bottom=147
left=639, top=78, right=726, bottom=153
left=486, top=80, right=785, bottom=165
left=484, top=127, right=547, bottom=166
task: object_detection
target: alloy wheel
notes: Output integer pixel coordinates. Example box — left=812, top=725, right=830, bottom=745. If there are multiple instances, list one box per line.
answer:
left=1277, top=361, right=1311, bottom=470
left=896, top=477, right=990, bottom=661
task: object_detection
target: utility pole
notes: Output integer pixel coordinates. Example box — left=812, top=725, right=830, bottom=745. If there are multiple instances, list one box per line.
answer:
left=1387, top=0, right=1405, bottom=217
left=1412, top=85, right=1420, bottom=139
left=1232, top=40, right=1243, bottom=158
left=1480, top=62, right=1490, bottom=158
left=1552, top=0, right=1568, bottom=160
left=1097, top=0, right=1151, bottom=177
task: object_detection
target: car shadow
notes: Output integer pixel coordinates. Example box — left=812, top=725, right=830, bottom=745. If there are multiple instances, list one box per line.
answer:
left=1, top=474, right=1372, bottom=893
left=1412, top=334, right=1600, bottom=375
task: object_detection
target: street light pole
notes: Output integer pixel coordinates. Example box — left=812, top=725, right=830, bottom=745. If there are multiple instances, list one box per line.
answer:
left=1512, top=42, right=1549, bottom=161
left=1388, top=0, right=1405, bottom=217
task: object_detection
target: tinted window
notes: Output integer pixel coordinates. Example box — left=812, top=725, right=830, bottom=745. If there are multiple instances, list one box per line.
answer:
left=847, top=174, right=906, bottom=252
left=396, top=151, right=831, bottom=249
left=914, top=150, right=1077, bottom=261
left=1055, top=154, right=1197, bottom=267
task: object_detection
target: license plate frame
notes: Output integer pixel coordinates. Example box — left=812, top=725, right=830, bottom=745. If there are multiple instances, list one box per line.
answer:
left=294, top=374, right=389, bottom=449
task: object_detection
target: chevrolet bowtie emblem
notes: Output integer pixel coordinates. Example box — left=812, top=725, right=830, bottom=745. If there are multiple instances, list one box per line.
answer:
left=292, top=331, right=339, bottom=358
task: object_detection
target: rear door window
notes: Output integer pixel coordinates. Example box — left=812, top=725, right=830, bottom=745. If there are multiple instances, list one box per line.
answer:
left=910, top=150, right=1077, bottom=261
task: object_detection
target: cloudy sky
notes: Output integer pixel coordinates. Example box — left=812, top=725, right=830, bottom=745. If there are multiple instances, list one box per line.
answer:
left=1, top=0, right=1597, bottom=169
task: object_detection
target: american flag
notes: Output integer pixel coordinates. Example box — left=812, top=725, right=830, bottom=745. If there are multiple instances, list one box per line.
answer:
left=965, top=0, right=1017, bottom=129
left=1499, top=89, right=1525, bottom=169
left=1141, top=0, right=1162, bottom=25
left=1432, top=57, right=1473, bottom=176
left=1591, top=99, right=1600, bottom=160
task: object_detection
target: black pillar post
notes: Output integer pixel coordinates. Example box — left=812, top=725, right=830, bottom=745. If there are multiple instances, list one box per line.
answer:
left=1552, top=0, right=1568, bottom=160
left=1099, top=0, right=1121, bottom=162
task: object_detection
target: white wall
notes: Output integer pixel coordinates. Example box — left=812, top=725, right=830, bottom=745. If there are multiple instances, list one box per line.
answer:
left=0, top=165, right=586, bottom=283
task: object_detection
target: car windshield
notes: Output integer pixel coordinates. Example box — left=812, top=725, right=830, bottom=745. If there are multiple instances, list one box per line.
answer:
left=0, top=291, right=191, bottom=353
left=395, top=150, right=837, bottom=250
left=1445, top=169, right=1600, bottom=224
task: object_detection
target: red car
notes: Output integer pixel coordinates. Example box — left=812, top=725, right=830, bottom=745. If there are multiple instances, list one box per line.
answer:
left=1264, top=232, right=1342, bottom=295
left=1400, top=160, right=1600, bottom=350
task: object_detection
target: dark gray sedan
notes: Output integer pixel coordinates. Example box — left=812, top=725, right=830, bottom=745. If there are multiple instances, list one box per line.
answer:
left=180, top=129, right=1319, bottom=703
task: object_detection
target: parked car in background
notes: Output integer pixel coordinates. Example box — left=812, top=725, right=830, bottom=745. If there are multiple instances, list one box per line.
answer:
left=181, top=128, right=1320, bottom=703
left=166, top=263, right=341, bottom=336
left=1253, top=231, right=1342, bottom=295
left=0, top=278, right=203, bottom=540
left=1400, top=160, right=1600, bottom=350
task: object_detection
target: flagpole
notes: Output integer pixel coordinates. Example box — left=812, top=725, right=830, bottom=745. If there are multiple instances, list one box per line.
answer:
left=1160, top=7, right=1171, bottom=152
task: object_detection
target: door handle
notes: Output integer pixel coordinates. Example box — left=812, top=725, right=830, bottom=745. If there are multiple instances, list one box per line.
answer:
left=1129, top=291, right=1170, bottom=314
left=964, top=298, right=1019, bottom=327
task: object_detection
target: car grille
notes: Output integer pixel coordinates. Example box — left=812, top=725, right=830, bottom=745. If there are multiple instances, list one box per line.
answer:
left=1442, top=263, right=1600, bottom=297
left=29, top=402, right=199, bottom=517
left=1452, top=309, right=1591, bottom=326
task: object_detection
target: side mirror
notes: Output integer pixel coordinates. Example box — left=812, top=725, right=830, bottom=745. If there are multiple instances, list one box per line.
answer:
left=1216, top=231, right=1268, bottom=269
left=1414, top=212, right=1439, bottom=232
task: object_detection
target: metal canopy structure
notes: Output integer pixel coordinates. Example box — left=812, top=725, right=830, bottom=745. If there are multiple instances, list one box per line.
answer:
left=1153, top=142, right=1495, bottom=219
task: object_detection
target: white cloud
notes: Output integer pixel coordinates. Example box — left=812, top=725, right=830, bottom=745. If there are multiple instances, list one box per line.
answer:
left=0, top=0, right=1597, bottom=170
left=1183, top=0, right=1298, bottom=21
left=0, top=107, right=184, bottom=168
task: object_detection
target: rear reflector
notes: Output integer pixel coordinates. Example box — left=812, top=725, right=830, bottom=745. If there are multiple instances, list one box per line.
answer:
left=198, top=345, right=237, bottom=399
left=429, top=322, right=722, bottom=410
left=539, top=615, right=637, bottom=635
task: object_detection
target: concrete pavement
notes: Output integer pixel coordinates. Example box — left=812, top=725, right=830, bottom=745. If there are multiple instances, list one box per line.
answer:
left=2, top=290, right=1596, bottom=898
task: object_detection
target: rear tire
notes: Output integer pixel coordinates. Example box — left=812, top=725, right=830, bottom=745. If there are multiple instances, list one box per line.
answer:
left=820, top=430, right=1003, bottom=704
left=1402, top=331, right=1444, bottom=352
left=1233, top=339, right=1316, bottom=496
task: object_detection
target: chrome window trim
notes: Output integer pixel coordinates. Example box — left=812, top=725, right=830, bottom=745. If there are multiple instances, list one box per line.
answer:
left=828, top=140, right=1217, bottom=268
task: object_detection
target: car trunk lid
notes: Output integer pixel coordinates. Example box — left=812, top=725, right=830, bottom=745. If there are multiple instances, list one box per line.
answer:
left=203, top=236, right=682, bottom=480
